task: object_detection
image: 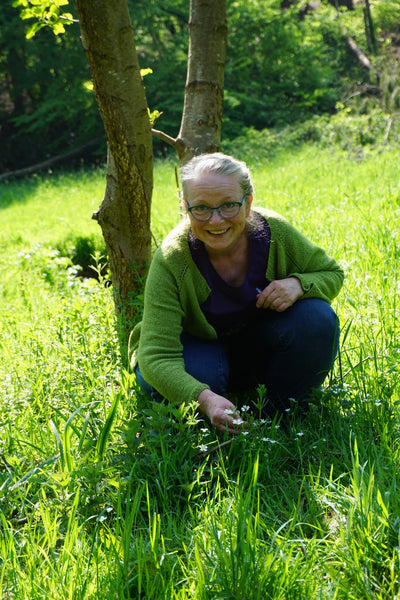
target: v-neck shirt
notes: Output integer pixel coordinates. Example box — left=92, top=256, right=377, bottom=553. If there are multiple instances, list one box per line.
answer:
left=188, top=212, right=271, bottom=335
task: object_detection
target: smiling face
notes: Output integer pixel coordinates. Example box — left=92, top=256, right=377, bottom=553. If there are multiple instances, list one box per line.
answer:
left=186, top=172, right=252, bottom=256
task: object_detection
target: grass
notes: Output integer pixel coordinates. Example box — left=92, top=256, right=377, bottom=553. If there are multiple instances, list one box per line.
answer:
left=1, top=142, right=400, bottom=598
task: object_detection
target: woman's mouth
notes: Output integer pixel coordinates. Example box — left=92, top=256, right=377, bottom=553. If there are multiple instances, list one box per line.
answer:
left=208, top=228, right=229, bottom=236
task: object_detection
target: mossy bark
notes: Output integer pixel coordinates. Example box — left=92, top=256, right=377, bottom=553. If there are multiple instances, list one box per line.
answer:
left=73, top=0, right=153, bottom=356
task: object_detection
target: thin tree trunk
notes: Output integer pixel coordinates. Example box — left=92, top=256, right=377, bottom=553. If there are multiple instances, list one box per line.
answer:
left=176, top=0, right=227, bottom=165
left=72, top=0, right=153, bottom=357
left=363, top=0, right=376, bottom=54
left=347, top=36, right=372, bottom=70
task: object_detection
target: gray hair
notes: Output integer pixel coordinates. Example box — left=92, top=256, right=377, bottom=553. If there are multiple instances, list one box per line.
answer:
left=180, top=152, right=254, bottom=203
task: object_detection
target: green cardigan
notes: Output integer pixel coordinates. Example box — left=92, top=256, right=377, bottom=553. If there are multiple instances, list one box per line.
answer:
left=129, top=208, right=344, bottom=404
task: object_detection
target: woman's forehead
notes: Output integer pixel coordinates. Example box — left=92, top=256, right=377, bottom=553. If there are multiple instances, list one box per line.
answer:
left=188, top=173, right=240, bottom=198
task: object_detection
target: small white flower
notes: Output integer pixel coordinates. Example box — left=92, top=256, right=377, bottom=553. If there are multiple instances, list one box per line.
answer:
left=241, top=431, right=249, bottom=435
left=232, top=418, right=244, bottom=426
left=241, top=405, right=250, bottom=413
left=296, top=431, right=304, bottom=437
left=375, top=401, right=382, bottom=406
left=224, top=408, right=235, bottom=415
left=199, top=444, right=208, bottom=452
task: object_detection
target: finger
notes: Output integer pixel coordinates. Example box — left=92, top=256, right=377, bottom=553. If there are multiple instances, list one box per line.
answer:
left=256, top=291, right=273, bottom=309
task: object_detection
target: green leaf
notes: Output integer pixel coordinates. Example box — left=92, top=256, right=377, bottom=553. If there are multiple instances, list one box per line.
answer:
left=26, top=20, right=44, bottom=38
left=140, top=67, right=153, bottom=78
left=53, top=21, right=66, bottom=35
left=95, top=393, right=120, bottom=461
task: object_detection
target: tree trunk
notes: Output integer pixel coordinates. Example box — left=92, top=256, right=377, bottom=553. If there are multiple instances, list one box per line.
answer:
left=176, top=0, right=227, bottom=165
left=71, top=0, right=227, bottom=357
left=72, top=0, right=153, bottom=357
left=363, top=0, right=376, bottom=54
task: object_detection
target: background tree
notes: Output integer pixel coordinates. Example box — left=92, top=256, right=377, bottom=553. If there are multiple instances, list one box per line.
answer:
left=0, top=2, right=104, bottom=173
left=71, top=0, right=154, bottom=357
left=11, top=0, right=227, bottom=358
left=152, top=0, right=227, bottom=165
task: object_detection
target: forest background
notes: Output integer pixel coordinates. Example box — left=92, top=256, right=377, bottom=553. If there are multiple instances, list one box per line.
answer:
left=1, top=0, right=400, bottom=175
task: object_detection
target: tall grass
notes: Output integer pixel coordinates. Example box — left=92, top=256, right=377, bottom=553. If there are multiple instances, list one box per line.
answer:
left=1, top=144, right=400, bottom=598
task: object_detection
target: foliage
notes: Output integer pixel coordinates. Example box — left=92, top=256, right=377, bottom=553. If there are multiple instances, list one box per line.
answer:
left=222, top=106, right=400, bottom=165
left=223, top=1, right=347, bottom=137
left=1, top=137, right=400, bottom=596
left=5, top=0, right=400, bottom=170
left=0, top=2, right=104, bottom=173
left=12, top=0, right=75, bottom=38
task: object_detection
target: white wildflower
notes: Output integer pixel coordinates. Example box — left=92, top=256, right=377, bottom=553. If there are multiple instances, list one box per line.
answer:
left=241, top=405, right=250, bottom=413
left=199, top=444, right=208, bottom=452
left=224, top=408, right=235, bottom=415
left=232, top=418, right=244, bottom=426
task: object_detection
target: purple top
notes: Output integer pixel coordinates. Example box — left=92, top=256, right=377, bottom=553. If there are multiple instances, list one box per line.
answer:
left=188, top=213, right=271, bottom=335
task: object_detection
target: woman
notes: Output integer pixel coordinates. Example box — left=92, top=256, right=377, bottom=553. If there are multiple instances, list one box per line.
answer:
left=130, top=153, right=344, bottom=433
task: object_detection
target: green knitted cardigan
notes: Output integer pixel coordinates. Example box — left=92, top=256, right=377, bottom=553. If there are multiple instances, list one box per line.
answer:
left=129, top=207, right=344, bottom=404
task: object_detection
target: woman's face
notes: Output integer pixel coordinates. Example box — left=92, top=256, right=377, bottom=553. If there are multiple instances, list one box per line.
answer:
left=186, top=172, right=252, bottom=255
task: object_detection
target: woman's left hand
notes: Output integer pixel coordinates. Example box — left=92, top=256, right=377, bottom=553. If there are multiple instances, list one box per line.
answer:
left=256, top=277, right=304, bottom=312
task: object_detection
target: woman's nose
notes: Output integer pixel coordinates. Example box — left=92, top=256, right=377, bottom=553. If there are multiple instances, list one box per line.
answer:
left=209, top=208, right=224, bottom=223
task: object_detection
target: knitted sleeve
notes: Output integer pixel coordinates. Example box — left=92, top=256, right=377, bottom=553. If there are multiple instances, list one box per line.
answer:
left=136, top=248, right=211, bottom=404
left=266, top=212, right=344, bottom=303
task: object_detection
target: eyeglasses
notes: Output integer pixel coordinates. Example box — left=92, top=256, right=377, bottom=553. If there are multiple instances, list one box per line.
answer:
left=186, top=196, right=246, bottom=222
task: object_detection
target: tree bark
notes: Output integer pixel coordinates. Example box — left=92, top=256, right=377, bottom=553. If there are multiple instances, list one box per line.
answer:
left=72, top=0, right=153, bottom=355
left=175, top=0, right=227, bottom=165
left=347, top=36, right=372, bottom=70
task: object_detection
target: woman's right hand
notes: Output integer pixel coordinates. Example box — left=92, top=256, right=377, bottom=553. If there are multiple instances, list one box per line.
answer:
left=197, top=389, right=247, bottom=434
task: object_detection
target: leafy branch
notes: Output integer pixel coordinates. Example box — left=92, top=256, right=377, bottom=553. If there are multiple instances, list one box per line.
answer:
left=12, top=0, right=77, bottom=38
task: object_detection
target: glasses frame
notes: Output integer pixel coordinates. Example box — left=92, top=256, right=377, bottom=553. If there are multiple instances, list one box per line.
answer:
left=186, top=196, right=246, bottom=222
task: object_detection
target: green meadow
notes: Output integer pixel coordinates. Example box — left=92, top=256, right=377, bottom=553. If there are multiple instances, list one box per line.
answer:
left=1, top=142, right=400, bottom=598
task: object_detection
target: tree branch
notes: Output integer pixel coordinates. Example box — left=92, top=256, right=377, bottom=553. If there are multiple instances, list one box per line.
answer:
left=151, top=128, right=178, bottom=148
left=0, top=137, right=102, bottom=181
left=346, top=37, right=372, bottom=70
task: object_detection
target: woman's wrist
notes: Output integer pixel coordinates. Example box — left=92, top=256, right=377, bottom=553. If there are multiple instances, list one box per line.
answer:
left=197, top=388, right=212, bottom=414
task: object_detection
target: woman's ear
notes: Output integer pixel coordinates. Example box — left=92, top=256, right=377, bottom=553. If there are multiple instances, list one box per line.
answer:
left=245, top=195, right=253, bottom=217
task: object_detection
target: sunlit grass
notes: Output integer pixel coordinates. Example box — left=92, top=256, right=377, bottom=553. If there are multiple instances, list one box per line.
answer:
left=0, top=143, right=400, bottom=598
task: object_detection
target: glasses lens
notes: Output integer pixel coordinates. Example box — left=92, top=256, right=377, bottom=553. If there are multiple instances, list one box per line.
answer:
left=219, top=202, right=241, bottom=218
left=191, top=206, right=212, bottom=221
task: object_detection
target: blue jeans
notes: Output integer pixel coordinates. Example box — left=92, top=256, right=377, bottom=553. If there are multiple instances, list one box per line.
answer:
left=136, top=298, right=340, bottom=413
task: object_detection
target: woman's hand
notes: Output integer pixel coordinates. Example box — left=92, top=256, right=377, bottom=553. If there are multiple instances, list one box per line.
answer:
left=256, top=277, right=304, bottom=312
left=197, top=389, right=247, bottom=434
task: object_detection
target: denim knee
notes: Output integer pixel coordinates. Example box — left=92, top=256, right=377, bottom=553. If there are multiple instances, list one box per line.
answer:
left=134, top=334, right=230, bottom=401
